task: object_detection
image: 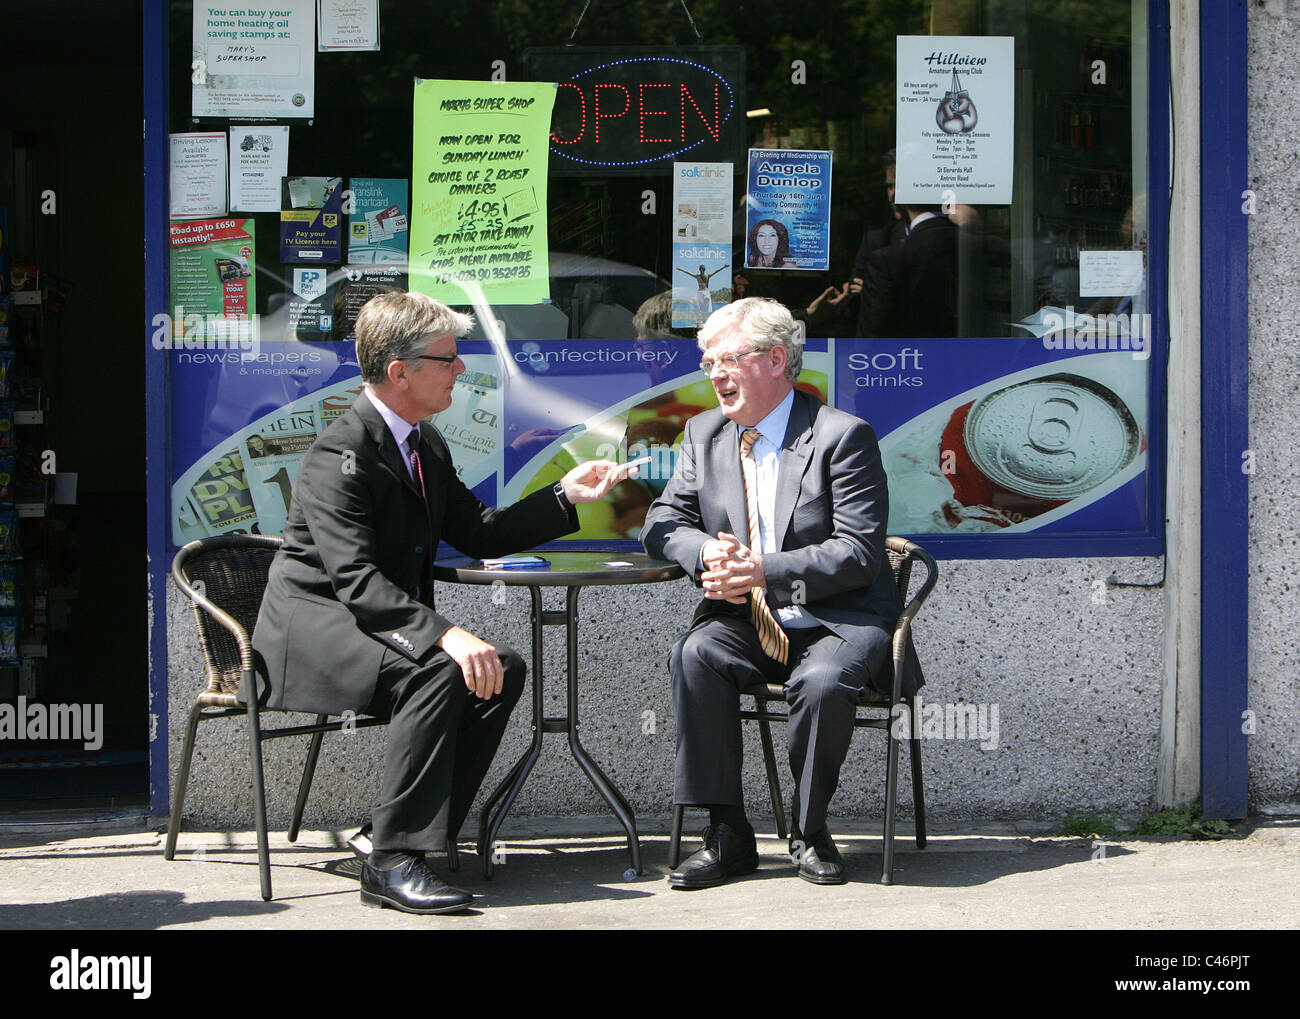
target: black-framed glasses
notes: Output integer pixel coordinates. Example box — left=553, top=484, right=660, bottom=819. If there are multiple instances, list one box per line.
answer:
left=410, top=352, right=460, bottom=366
left=699, top=348, right=761, bottom=374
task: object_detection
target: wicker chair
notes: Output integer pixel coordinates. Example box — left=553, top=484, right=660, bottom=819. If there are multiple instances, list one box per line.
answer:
left=668, top=536, right=938, bottom=885
left=165, top=533, right=389, bottom=901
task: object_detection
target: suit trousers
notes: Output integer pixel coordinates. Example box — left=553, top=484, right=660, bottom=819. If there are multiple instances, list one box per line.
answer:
left=364, top=645, right=525, bottom=852
left=670, top=615, right=872, bottom=837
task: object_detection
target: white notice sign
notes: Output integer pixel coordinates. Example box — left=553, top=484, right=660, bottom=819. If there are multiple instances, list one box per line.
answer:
left=318, top=0, right=380, bottom=51
left=895, top=35, right=1015, bottom=205
left=169, top=132, right=227, bottom=219
left=193, top=2, right=316, bottom=119
left=229, top=125, right=290, bottom=213
left=1079, top=250, right=1146, bottom=297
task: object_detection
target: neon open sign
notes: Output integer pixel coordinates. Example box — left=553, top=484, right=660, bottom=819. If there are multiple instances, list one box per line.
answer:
left=525, top=47, right=746, bottom=173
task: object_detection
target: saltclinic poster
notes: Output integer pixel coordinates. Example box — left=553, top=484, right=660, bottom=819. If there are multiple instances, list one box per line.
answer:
left=671, top=161, right=732, bottom=329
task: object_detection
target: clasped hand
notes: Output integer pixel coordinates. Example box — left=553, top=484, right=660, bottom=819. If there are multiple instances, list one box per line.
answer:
left=701, top=531, right=765, bottom=603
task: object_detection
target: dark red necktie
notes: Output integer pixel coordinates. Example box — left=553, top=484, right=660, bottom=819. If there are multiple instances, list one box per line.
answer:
left=407, top=427, right=427, bottom=504
left=408, top=427, right=434, bottom=598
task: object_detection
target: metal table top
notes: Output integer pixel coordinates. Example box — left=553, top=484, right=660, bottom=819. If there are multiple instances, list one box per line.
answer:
left=433, top=550, right=685, bottom=587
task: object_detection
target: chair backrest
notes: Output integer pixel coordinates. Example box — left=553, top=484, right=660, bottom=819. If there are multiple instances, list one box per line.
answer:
left=172, top=535, right=283, bottom=698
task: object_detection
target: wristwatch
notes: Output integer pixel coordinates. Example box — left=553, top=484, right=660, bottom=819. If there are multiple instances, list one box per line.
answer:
left=553, top=481, right=573, bottom=511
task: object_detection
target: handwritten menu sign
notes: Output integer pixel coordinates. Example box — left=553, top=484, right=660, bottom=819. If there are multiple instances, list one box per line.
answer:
left=409, top=79, right=556, bottom=306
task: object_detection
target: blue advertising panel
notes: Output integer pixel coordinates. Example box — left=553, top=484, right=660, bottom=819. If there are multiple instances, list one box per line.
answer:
left=836, top=338, right=1150, bottom=544
left=166, top=335, right=834, bottom=549
left=168, top=332, right=1153, bottom=554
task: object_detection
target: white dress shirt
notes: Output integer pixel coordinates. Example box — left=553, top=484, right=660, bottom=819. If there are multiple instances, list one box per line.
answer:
left=363, top=387, right=422, bottom=482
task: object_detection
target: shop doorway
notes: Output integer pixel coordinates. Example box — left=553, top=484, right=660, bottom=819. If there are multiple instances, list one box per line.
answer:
left=0, top=0, right=147, bottom=815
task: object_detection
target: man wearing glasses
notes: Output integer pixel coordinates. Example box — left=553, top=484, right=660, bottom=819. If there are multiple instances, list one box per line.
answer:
left=642, top=297, right=922, bottom=888
left=251, top=291, right=630, bottom=914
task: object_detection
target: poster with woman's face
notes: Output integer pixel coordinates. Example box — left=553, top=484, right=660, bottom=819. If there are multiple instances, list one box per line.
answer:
left=744, top=149, right=833, bottom=271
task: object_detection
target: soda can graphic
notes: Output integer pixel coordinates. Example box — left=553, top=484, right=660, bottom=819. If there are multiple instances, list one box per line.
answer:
left=943, top=374, right=1143, bottom=523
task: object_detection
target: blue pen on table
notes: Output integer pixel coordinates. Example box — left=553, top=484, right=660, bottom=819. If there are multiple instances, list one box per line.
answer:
left=482, top=555, right=551, bottom=570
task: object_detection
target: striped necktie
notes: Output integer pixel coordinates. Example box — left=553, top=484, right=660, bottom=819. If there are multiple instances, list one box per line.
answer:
left=739, top=427, right=788, bottom=664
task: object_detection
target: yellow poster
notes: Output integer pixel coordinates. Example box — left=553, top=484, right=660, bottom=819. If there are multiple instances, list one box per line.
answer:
left=410, top=78, right=556, bottom=305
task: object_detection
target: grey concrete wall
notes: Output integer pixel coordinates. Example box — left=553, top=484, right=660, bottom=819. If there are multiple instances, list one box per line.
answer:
left=1245, top=3, right=1300, bottom=809
left=166, top=553, right=1165, bottom=831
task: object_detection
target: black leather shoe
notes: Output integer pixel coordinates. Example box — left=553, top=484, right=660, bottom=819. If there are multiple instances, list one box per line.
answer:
left=795, top=829, right=846, bottom=885
left=669, top=823, right=759, bottom=889
left=347, top=823, right=373, bottom=861
left=360, top=853, right=474, bottom=914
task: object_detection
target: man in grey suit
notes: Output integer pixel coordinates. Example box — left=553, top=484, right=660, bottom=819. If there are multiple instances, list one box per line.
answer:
left=250, top=291, right=631, bottom=914
left=641, top=297, right=921, bottom=888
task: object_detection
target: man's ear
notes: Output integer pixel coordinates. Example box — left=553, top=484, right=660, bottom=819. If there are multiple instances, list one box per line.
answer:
left=769, top=344, right=788, bottom=378
left=385, top=358, right=408, bottom=387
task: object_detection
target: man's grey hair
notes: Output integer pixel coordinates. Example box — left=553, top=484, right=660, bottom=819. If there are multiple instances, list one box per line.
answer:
left=355, top=291, right=474, bottom=384
left=697, top=297, right=803, bottom=381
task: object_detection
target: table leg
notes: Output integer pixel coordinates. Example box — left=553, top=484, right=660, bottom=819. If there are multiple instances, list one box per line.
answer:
left=477, top=586, right=548, bottom=879
left=563, top=585, right=643, bottom=876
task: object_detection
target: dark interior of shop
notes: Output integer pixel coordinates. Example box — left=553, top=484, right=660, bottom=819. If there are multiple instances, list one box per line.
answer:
left=0, top=0, right=147, bottom=812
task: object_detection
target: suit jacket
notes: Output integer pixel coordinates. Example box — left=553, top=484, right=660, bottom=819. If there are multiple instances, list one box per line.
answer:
left=850, top=217, right=908, bottom=283
left=860, top=215, right=958, bottom=338
left=641, top=389, right=923, bottom=696
left=248, top=391, right=577, bottom=715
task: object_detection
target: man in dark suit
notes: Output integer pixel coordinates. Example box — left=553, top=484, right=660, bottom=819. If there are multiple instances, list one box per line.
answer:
left=641, top=297, right=921, bottom=888
left=859, top=205, right=959, bottom=338
left=848, top=152, right=907, bottom=288
left=250, top=291, right=630, bottom=914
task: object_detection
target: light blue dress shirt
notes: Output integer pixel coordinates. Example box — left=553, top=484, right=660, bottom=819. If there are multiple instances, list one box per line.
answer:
left=741, top=388, right=818, bottom=630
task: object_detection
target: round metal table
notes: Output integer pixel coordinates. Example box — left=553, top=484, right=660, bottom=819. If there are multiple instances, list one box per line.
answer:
left=433, top=550, right=684, bottom=878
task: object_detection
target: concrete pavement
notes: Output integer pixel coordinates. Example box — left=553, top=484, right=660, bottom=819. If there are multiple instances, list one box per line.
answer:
left=0, top=815, right=1297, bottom=930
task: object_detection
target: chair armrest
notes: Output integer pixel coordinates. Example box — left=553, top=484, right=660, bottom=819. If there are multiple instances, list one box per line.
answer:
left=886, top=536, right=938, bottom=628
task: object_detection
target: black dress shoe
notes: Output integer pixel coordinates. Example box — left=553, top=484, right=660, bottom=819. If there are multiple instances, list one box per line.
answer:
left=795, top=829, right=846, bottom=885
left=360, top=853, right=474, bottom=914
left=669, top=823, right=759, bottom=890
left=347, top=823, right=373, bottom=861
